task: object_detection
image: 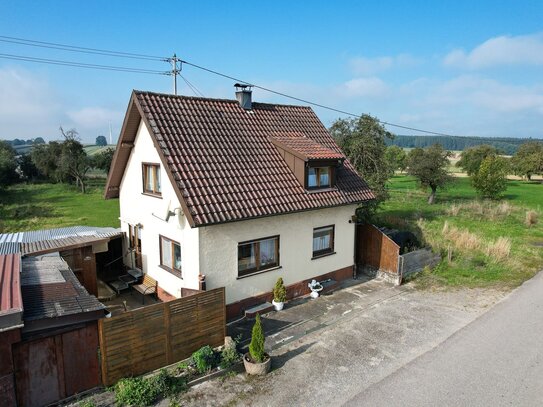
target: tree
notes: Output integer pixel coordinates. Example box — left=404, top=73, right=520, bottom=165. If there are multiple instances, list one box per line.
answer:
left=330, top=114, right=394, bottom=219
left=249, top=313, right=266, bottom=363
left=456, top=144, right=501, bottom=176
left=17, top=153, right=44, bottom=182
left=385, top=145, right=407, bottom=173
left=95, top=135, right=107, bottom=146
left=33, top=137, right=45, bottom=145
left=511, top=141, right=543, bottom=180
left=31, top=141, right=64, bottom=182
left=59, top=127, right=91, bottom=193
left=407, top=144, right=453, bottom=204
left=0, top=141, right=19, bottom=188
left=472, top=156, right=508, bottom=199
left=92, top=147, right=115, bottom=174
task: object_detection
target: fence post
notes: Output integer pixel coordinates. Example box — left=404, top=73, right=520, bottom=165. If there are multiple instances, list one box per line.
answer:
left=164, top=303, right=172, bottom=364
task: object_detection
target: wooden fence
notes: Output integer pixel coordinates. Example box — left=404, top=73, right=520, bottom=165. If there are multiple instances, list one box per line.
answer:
left=98, top=288, right=225, bottom=386
left=356, top=224, right=400, bottom=274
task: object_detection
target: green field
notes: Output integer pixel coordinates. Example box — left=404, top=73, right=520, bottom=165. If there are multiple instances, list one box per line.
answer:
left=84, top=144, right=116, bottom=156
left=379, top=176, right=543, bottom=288
left=0, top=178, right=119, bottom=233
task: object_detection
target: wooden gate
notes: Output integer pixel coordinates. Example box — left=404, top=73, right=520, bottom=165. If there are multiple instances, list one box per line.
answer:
left=98, top=288, right=226, bottom=386
left=13, top=323, right=101, bottom=407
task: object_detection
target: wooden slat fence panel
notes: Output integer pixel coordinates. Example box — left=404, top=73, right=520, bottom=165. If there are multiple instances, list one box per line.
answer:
left=99, top=288, right=225, bottom=386
left=356, top=224, right=400, bottom=274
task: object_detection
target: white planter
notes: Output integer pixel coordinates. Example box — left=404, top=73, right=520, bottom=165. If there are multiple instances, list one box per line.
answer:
left=272, top=300, right=284, bottom=311
left=310, top=291, right=320, bottom=299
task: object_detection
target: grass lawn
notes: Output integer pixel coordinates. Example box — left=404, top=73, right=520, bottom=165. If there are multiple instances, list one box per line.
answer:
left=0, top=178, right=120, bottom=233
left=378, top=175, right=543, bottom=288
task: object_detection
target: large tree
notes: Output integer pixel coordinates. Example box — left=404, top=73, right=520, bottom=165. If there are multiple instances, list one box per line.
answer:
left=59, top=127, right=91, bottom=193
left=330, top=114, right=394, bottom=201
left=407, top=144, right=453, bottom=204
left=95, top=135, right=107, bottom=146
left=31, top=141, right=64, bottom=182
left=511, top=141, right=543, bottom=180
left=92, top=147, right=115, bottom=174
left=472, top=156, right=508, bottom=199
left=456, top=144, right=501, bottom=176
left=385, top=145, right=407, bottom=173
left=0, top=141, right=19, bottom=188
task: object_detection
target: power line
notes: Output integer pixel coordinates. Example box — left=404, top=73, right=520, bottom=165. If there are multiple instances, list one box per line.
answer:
left=0, top=35, right=166, bottom=61
left=0, top=53, right=168, bottom=75
left=180, top=74, right=204, bottom=97
left=180, top=59, right=457, bottom=137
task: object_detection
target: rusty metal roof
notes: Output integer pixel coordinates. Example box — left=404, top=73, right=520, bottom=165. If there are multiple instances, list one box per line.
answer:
left=105, top=91, right=375, bottom=227
left=22, top=235, right=111, bottom=256
left=0, top=253, right=23, bottom=331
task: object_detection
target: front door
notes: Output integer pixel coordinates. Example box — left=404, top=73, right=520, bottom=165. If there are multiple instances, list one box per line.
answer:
left=129, top=224, right=142, bottom=270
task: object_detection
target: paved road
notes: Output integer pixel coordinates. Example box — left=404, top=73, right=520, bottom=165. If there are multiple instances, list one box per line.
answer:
left=346, top=272, right=543, bottom=407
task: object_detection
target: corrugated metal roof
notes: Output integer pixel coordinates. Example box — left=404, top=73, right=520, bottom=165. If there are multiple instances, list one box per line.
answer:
left=0, top=253, right=24, bottom=331
left=22, top=235, right=114, bottom=256
left=21, top=256, right=105, bottom=322
left=0, top=242, right=21, bottom=255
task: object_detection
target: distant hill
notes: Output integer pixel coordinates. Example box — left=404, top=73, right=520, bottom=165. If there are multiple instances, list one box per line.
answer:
left=387, top=135, right=543, bottom=155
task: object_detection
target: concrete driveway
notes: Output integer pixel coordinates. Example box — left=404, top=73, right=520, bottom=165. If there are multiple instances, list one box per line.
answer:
left=346, top=271, right=543, bottom=407
left=176, top=276, right=505, bottom=407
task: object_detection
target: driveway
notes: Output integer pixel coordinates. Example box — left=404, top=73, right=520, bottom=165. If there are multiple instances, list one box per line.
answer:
left=346, top=271, right=543, bottom=407
left=174, top=277, right=505, bottom=407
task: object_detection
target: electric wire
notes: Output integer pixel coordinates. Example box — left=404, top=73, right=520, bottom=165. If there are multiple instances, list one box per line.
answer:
left=0, top=35, right=166, bottom=61
left=180, top=74, right=205, bottom=97
left=0, top=53, right=168, bottom=75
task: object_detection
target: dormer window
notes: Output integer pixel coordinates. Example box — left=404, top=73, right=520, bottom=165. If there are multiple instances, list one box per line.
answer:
left=308, top=167, right=330, bottom=189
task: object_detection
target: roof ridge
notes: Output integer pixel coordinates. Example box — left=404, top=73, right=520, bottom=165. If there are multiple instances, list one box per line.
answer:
left=132, top=89, right=315, bottom=110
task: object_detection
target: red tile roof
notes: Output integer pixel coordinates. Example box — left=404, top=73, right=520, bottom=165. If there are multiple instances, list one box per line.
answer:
left=270, top=133, right=346, bottom=161
left=106, top=91, right=374, bottom=227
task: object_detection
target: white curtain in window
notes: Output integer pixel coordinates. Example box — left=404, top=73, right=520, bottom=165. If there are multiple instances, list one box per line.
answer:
left=238, top=244, right=256, bottom=271
left=313, top=227, right=332, bottom=252
left=319, top=167, right=329, bottom=186
left=260, top=238, right=277, bottom=266
left=155, top=167, right=161, bottom=192
left=162, top=238, right=172, bottom=268
left=173, top=243, right=181, bottom=270
left=308, top=168, right=317, bottom=187
left=146, top=166, right=153, bottom=191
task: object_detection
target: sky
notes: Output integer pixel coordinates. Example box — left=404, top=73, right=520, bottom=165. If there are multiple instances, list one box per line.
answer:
left=1, top=1, right=543, bottom=143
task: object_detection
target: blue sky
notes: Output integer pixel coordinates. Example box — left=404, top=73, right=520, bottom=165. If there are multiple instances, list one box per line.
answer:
left=1, top=1, right=543, bottom=142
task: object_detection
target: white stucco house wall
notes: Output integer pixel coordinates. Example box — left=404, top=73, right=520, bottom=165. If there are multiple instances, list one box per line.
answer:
left=105, top=88, right=374, bottom=318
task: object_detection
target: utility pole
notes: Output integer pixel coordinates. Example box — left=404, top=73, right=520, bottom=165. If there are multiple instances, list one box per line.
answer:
left=171, top=53, right=179, bottom=95
left=108, top=121, right=113, bottom=145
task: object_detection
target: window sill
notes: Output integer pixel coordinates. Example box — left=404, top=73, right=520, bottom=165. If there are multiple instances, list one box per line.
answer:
left=142, top=192, right=162, bottom=199
left=159, top=265, right=182, bottom=279
left=311, top=251, right=336, bottom=260
left=305, top=187, right=337, bottom=194
left=237, top=266, right=282, bottom=280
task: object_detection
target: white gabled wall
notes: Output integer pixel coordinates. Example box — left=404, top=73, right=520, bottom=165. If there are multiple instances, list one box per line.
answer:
left=199, top=205, right=357, bottom=304
left=118, top=120, right=200, bottom=296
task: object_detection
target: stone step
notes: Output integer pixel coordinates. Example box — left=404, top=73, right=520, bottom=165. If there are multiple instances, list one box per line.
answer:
left=320, top=279, right=338, bottom=295
left=245, top=302, right=273, bottom=318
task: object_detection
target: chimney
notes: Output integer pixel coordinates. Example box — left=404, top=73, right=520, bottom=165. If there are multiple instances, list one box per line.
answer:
left=234, top=83, right=252, bottom=110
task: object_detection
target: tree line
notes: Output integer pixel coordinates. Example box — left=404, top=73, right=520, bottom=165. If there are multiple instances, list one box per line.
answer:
left=388, top=135, right=542, bottom=155
left=0, top=128, right=114, bottom=192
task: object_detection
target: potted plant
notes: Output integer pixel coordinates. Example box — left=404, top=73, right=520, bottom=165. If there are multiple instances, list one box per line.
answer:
left=243, top=314, right=271, bottom=375
left=272, top=277, right=287, bottom=311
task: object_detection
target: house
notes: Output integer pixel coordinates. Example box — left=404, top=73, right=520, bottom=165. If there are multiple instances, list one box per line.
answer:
left=105, top=86, right=374, bottom=318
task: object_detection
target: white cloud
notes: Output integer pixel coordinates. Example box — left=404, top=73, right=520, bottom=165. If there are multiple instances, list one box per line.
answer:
left=444, top=33, right=543, bottom=69
left=349, top=54, right=421, bottom=75
left=67, top=107, right=123, bottom=131
left=338, top=77, right=390, bottom=98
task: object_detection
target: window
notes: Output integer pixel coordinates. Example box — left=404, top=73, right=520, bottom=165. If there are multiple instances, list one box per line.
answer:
left=238, top=236, right=280, bottom=277
left=129, top=224, right=142, bottom=269
left=312, top=225, right=335, bottom=258
left=142, top=163, right=161, bottom=195
left=159, top=235, right=181, bottom=278
left=308, top=167, right=331, bottom=189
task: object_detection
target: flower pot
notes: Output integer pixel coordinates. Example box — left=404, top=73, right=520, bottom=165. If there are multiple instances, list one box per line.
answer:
left=272, top=300, right=284, bottom=311
left=243, top=353, right=271, bottom=375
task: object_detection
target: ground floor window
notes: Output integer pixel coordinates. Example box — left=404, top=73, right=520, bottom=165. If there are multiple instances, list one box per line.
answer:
left=238, top=235, right=279, bottom=277
left=312, top=225, right=335, bottom=257
left=160, top=235, right=182, bottom=278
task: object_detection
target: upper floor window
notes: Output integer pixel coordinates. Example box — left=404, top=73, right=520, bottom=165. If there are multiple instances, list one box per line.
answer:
left=238, top=235, right=280, bottom=277
left=308, top=167, right=331, bottom=189
left=312, top=225, right=335, bottom=258
left=142, top=163, right=161, bottom=196
left=159, top=235, right=181, bottom=278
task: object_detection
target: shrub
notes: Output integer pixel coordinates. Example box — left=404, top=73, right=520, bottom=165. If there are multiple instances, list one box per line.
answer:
left=249, top=313, right=266, bottom=363
left=273, top=277, right=287, bottom=303
left=526, top=210, right=539, bottom=227
left=114, top=377, right=159, bottom=406
left=471, top=156, right=508, bottom=199
left=153, top=369, right=187, bottom=398
left=191, top=345, right=217, bottom=374
left=220, top=345, right=241, bottom=369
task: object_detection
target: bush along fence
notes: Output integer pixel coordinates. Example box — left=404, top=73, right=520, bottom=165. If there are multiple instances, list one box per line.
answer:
left=98, top=288, right=226, bottom=386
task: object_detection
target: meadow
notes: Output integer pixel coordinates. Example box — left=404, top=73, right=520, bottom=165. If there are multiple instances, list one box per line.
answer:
left=379, top=176, right=543, bottom=288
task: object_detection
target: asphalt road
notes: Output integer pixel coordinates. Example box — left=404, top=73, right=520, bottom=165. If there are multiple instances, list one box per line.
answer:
left=346, top=272, right=543, bottom=407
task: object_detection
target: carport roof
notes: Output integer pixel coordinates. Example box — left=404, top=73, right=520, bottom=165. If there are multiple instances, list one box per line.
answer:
left=0, top=253, right=23, bottom=332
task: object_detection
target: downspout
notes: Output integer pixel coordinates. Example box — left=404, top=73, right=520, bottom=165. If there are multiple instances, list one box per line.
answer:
left=352, top=215, right=358, bottom=279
